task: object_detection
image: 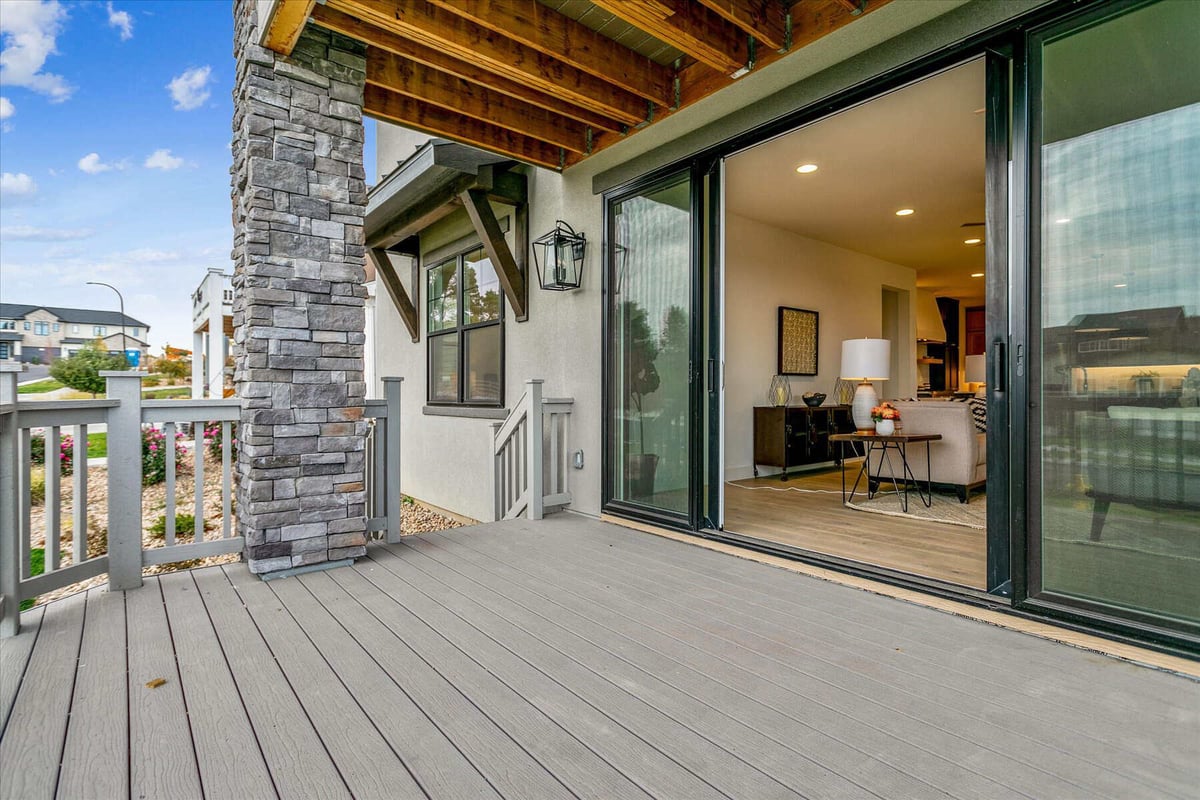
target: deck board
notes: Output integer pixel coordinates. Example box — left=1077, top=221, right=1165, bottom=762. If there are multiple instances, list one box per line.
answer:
left=57, top=589, right=127, bottom=800
left=0, top=592, right=83, bottom=800
left=2, top=515, right=1197, bottom=800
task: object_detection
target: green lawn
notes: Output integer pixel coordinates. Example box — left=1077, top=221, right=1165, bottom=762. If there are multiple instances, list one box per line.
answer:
left=17, top=379, right=64, bottom=394
left=142, top=386, right=192, bottom=399
left=87, top=432, right=107, bottom=458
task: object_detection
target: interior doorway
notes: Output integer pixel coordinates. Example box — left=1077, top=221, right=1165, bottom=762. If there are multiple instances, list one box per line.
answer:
left=718, top=58, right=995, bottom=590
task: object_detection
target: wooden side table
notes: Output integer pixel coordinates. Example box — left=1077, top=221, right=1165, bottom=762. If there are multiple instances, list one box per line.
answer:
left=829, top=432, right=943, bottom=512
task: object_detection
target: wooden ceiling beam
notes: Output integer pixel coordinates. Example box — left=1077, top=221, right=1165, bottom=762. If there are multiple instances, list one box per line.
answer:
left=366, top=48, right=590, bottom=154
left=363, top=84, right=576, bottom=171
left=260, top=0, right=316, bottom=55
left=693, top=0, right=787, bottom=51
left=311, top=6, right=626, bottom=134
left=327, top=0, right=649, bottom=126
left=591, top=0, right=748, bottom=75
left=426, top=0, right=673, bottom=105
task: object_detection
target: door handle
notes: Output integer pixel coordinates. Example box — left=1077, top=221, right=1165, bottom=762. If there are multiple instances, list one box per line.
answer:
left=992, top=341, right=1006, bottom=393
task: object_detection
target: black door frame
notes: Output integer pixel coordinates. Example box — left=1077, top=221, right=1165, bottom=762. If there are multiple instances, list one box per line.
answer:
left=597, top=0, right=1198, bottom=657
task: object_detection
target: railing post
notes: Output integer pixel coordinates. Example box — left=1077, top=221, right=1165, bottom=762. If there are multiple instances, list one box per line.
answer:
left=382, top=377, right=403, bottom=544
left=490, top=421, right=503, bottom=522
left=525, top=379, right=544, bottom=521
left=104, top=371, right=144, bottom=591
left=0, top=366, right=22, bottom=637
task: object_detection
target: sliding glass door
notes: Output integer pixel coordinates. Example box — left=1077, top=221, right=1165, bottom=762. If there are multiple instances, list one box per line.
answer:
left=1026, top=0, right=1200, bottom=642
left=604, top=170, right=699, bottom=525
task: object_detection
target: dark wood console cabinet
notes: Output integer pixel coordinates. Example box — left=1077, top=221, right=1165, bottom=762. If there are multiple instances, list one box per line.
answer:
left=753, top=405, right=861, bottom=479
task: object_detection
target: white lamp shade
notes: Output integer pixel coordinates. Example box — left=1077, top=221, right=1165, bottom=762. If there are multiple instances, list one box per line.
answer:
left=841, top=338, right=891, bottom=381
left=965, top=354, right=986, bottom=384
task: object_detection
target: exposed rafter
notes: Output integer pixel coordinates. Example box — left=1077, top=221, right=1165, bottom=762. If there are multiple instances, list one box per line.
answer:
left=591, top=0, right=748, bottom=75
left=260, top=0, right=316, bottom=55
left=693, top=0, right=787, bottom=51
left=364, top=85, right=573, bottom=171
left=326, top=0, right=650, bottom=126
left=426, top=0, right=674, bottom=105
left=311, top=5, right=626, bottom=134
left=366, top=48, right=591, bottom=154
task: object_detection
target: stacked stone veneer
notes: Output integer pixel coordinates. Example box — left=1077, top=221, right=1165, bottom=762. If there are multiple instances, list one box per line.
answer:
left=231, top=1, right=369, bottom=574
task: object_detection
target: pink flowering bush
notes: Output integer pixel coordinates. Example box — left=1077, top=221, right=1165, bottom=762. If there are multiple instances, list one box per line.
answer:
left=142, top=426, right=186, bottom=486
left=29, top=433, right=75, bottom=476
left=203, top=421, right=238, bottom=462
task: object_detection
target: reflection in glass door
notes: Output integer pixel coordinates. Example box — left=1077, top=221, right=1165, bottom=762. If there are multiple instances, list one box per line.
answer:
left=606, top=172, right=694, bottom=520
left=1030, top=0, right=1200, bottom=639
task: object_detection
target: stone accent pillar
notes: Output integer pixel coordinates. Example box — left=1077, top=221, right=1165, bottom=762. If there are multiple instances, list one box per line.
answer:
left=231, top=0, right=369, bottom=575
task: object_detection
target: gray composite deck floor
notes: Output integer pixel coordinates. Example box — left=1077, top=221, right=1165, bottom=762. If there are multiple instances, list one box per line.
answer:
left=2, top=515, right=1198, bottom=800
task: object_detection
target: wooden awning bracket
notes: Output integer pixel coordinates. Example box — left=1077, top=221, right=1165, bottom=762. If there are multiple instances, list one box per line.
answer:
left=368, top=247, right=420, bottom=343
left=460, top=187, right=528, bottom=322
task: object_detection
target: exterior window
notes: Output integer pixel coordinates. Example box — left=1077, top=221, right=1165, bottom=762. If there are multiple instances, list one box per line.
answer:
left=426, top=246, right=503, bottom=405
left=24, top=322, right=30, bottom=330
left=0, top=343, right=8, bottom=359
left=34, top=322, right=49, bottom=336
left=72, top=325, right=79, bottom=333
left=0, top=321, right=13, bottom=330
left=93, top=325, right=107, bottom=336
left=52, top=323, right=60, bottom=332
left=131, top=327, right=139, bottom=336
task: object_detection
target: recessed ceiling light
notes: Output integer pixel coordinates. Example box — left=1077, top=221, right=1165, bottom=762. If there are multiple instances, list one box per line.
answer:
left=1055, top=217, right=1072, bottom=224
left=796, top=163, right=818, bottom=174
left=1113, top=283, right=1127, bottom=288
left=964, top=238, right=982, bottom=245
left=895, top=208, right=915, bottom=216
left=971, top=272, right=985, bottom=278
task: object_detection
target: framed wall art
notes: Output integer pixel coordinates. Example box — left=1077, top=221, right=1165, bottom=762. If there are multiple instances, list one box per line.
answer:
left=778, top=306, right=819, bottom=376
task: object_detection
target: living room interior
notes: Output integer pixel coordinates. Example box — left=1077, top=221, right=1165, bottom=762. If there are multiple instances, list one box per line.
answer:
left=720, top=58, right=991, bottom=589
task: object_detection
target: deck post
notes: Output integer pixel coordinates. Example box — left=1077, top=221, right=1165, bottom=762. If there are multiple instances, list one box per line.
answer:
left=0, top=366, right=21, bottom=636
left=232, top=0, right=370, bottom=575
left=526, top=379, right=544, bottom=521
left=382, top=377, right=403, bottom=544
left=104, top=371, right=144, bottom=591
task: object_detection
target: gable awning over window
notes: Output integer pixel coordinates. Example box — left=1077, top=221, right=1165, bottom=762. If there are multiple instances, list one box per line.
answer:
left=365, top=139, right=528, bottom=341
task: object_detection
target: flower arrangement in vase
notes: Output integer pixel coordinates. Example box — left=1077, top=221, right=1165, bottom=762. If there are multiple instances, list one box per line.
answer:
left=871, top=402, right=900, bottom=435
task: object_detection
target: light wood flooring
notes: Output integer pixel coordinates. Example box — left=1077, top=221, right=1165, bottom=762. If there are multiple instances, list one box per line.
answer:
left=725, top=467, right=987, bottom=589
left=4, top=516, right=1198, bottom=800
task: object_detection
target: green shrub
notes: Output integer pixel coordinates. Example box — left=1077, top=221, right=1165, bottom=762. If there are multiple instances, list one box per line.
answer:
left=21, top=549, right=44, bottom=611
left=148, top=513, right=211, bottom=539
left=29, top=433, right=74, bottom=475
left=204, top=421, right=238, bottom=462
left=158, top=358, right=190, bottom=380
left=142, top=426, right=186, bottom=486
left=48, top=341, right=128, bottom=395
left=143, top=375, right=161, bottom=387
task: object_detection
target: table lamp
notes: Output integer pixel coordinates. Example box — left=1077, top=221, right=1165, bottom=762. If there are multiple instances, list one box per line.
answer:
left=841, top=338, right=891, bottom=432
left=964, top=354, right=986, bottom=391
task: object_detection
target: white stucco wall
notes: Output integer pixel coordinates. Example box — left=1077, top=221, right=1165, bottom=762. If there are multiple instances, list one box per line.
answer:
left=722, top=213, right=918, bottom=481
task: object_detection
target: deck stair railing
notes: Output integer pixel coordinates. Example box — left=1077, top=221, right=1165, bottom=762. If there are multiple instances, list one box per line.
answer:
left=491, top=378, right=573, bottom=521
left=0, top=368, right=405, bottom=638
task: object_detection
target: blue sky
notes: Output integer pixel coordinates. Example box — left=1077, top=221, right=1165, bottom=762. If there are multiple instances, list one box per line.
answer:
left=0, top=0, right=376, bottom=352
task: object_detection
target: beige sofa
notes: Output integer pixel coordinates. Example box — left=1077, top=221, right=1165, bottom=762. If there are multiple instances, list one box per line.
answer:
left=868, top=399, right=986, bottom=502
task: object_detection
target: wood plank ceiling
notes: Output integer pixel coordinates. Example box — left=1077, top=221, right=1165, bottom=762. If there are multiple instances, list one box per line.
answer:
left=266, top=0, right=891, bottom=171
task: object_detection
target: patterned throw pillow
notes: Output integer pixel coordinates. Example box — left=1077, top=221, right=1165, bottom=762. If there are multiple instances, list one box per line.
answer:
left=967, top=397, right=987, bottom=433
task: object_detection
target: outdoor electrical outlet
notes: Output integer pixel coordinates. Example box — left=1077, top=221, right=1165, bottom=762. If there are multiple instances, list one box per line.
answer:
left=573, top=450, right=585, bottom=469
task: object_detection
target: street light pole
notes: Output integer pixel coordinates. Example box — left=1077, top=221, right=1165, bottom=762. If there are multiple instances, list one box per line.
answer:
left=86, top=281, right=128, bottom=365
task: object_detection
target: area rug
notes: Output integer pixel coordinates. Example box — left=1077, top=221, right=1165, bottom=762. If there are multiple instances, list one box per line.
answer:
left=846, top=490, right=986, bottom=530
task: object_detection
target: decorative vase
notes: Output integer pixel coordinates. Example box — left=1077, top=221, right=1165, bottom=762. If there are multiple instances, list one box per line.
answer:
left=767, top=374, right=791, bottom=407
left=875, top=418, right=895, bottom=436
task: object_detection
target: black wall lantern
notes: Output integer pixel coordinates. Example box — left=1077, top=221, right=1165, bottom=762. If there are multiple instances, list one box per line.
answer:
left=532, top=220, right=586, bottom=291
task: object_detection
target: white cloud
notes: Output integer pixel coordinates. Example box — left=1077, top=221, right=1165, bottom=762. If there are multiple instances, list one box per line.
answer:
left=0, top=172, right=37, bottom=196
left=106, top=2, right=133, bottom=40
left=0, top=96, right=13, bottom=119
left=0, top=224, right=94, bottom=241
left=0, top=0, right=73, bottom=102
left=166, top=66, right=211, bottom=111
left=144, top=148, right=183, bottom=170
left=77, top=152, right=114, bottom=174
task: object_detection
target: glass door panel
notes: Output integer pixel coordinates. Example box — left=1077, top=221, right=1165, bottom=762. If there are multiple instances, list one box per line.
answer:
left=1031, top=0, right=1200, bottom=634
left=607, top=172, right=694, bottom=518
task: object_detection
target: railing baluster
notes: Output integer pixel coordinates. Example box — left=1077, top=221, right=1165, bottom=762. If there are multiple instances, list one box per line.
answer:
left=549, top=411, right=560, bottom=498
left=45, top=426, right=60, bottom=572
left=193, top=422, right=205, bottom=543
left=221, top=421, right=232, bottom=538
left=19, top=429, right=30, bottom=580
left=73, top=424, right=87, bottom=564
left=383, top=377, right=404, bottom=544
left=164, top=422, right=176, bottom=547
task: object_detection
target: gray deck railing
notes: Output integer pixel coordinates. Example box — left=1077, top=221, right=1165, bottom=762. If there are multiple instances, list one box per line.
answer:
left=492, top=379, right=573, bottom=521
left=0, top=368, right=404, bottom=638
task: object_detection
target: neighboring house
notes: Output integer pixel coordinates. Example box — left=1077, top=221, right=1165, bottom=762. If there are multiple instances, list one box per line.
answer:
left=231, top=0, right=1198, bottom=654
left=190, top=268, right=234, bottom=398
left=0, top=303, right=150, bottom=364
